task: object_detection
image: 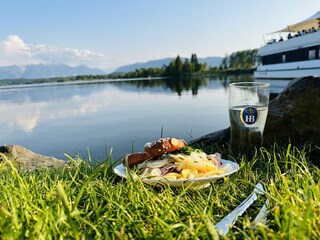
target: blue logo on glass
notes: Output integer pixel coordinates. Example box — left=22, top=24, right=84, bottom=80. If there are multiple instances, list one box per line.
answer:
left=241, top=106, right=259, bottom=125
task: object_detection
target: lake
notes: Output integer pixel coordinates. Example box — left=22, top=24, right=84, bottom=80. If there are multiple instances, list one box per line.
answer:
left=0, top=75, right=289, bottom=162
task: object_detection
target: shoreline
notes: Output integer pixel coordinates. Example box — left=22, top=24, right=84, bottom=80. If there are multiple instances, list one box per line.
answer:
left=0, top=76, right=166, bottom=90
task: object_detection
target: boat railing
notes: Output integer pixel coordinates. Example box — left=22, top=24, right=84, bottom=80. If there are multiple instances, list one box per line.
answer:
left=259, top=31, right=320, bottom=55
left=266, top=28, right=319, bottom=45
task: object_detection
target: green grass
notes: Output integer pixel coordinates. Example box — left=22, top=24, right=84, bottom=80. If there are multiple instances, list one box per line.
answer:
left=0, top=144, right=319, bottom=239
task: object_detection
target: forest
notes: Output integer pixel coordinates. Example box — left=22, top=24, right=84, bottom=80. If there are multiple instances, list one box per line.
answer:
left=112, top=49, right=258, bottom=79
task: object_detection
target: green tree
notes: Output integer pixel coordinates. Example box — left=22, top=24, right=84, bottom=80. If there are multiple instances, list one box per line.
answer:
left=220, top=49, right=258, bottom=70
left=220, top=54, right=228, bottom=69
left=183, top=59, right=192, bottom=74
left=191, top=53, right=201, bottom=72
left=174, top=55, right=183, bottom=74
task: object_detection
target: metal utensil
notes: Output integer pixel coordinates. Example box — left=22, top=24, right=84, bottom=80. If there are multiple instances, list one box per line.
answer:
left=215, top=182, right=265, bottom=236
left=253, top=199, right=269, bottom=225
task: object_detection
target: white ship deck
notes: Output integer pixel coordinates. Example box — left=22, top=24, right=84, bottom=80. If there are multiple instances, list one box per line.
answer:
left=259, top=31, right=320, bottom=56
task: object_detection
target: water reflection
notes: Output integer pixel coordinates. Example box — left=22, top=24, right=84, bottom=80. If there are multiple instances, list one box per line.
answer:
left=0, top=88, right=112, bottom=133
left=0, top=74, right=288, bottom=160
left=112, top=74, right=254, bottom=96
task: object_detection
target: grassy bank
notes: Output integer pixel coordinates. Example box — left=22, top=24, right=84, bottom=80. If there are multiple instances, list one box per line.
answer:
left=0, top=145, right=319, bottom=239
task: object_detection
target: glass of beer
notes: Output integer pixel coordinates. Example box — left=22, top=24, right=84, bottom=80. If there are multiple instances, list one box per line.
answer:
left=229, top=82, right=270, bottom=154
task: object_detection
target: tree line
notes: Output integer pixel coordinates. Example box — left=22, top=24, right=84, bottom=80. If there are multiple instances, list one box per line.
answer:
left=113, top=49, right=258, bottom=79
left=163, top=54, right=207, bottom=76
left=218, top=49, right=258, bottom=71
left=115, top=54, right=208, bottom=79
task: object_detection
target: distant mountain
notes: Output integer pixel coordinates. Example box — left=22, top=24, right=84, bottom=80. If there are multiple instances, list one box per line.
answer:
left=114, top=58, right=173, bottom=73
left=0, top=65, right=25, bottom=79
left=198, top=57, right=223, bottom=68
left=114, top=57, right=222, bottom=73
left=0, top=64, right=106, bottom=80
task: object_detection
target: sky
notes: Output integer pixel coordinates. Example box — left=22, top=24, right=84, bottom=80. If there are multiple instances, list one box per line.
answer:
left=1, top=0, right=320, bottom=72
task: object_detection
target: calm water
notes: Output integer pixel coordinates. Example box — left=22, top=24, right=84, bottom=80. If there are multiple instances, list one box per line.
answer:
left=0, top=75, right=289, bottom=162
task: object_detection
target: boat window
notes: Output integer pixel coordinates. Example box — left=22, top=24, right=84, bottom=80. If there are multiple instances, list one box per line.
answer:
left=309, top=49, right=316, bottom=60
left=261, top=45, right=320, bottom=65
left=286, top=48, right=308, bottom=62
left=282, top=54, right=286, bottom=63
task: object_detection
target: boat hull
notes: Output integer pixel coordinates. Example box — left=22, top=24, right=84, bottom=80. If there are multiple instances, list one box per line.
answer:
left=254, top=60, right=320, bottom=79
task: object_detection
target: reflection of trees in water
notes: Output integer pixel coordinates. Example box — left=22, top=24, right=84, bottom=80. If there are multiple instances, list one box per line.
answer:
left=212, top=74, right=254, bottom=90
left=112, top=74, right=254, bottom=96
left=163, top=77, right=208, bottom=96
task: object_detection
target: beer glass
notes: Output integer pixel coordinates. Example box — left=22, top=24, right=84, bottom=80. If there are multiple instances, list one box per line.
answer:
left=229, top=82, right=270, bottom=154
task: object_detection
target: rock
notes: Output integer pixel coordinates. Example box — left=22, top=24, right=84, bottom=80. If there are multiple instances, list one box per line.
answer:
left=0, top=145, right=67, bottom=170
left=190, top=76, right=320, bottom=159
left=189, top=128, right=230, bottom=149
left=263, top=76, right=320, bottom=147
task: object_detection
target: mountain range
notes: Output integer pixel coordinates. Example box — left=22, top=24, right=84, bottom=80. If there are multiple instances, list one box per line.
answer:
left=0, top=56, right=223, bottom=80
left=0, top=64, right=105, bottom=80
left=114, top=57, right=222, bottom=73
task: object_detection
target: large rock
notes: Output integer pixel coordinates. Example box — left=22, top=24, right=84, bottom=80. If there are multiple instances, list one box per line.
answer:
left=190, top=76, right=320, bottom=159
left=0, top=145, right=67, bottom=170
left=264, top=76, right=320, bottom=147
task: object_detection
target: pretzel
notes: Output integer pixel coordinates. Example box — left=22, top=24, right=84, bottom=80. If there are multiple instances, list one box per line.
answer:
left=144, top=138, right=186, bottom=158
left=122, top=152, right=152, bottom=168
left=122, top=138, right=187, bottom=168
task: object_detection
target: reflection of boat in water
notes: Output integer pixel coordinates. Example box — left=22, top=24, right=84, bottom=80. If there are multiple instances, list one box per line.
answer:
left=255, top=79, right=290, bottom=93
left=255, top=78, right=291, bottom=100
left=254, top=12, right=320, bottom=79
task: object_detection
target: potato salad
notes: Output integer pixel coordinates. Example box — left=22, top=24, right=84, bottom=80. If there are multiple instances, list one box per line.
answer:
left=136, top=147, right=227, bottom=180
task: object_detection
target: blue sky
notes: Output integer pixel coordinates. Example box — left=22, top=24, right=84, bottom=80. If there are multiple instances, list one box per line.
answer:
left=0, top=0, right=319, bottom=72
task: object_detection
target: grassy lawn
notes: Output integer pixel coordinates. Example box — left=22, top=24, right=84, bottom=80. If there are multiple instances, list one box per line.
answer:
left=0, top=144, right=319, bottom=239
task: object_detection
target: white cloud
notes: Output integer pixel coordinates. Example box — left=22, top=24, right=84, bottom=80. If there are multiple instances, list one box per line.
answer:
left=0, top=35, right=37, bottom=66
left=2, top=35, right=29, bottom=55
left=0, top=35, right=110, bottom=70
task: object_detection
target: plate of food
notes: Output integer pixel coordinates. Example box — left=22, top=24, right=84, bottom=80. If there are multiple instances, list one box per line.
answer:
left=114, top=138, right=239, bottom=189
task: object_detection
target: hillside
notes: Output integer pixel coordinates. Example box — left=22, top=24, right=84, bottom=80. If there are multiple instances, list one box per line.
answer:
left=114, top=57, right=222, bottom=73
left=0, top=64, right=106, bottom=80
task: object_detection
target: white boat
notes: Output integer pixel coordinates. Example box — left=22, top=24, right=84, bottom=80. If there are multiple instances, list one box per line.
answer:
left=254, top=12, right=320, bottom=79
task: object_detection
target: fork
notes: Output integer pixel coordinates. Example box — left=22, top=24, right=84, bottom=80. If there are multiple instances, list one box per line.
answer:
left=215, top=182, right=268, bottom=236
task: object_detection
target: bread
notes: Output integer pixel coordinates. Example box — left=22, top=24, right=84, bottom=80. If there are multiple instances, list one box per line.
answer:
left=144, top=138, right=186, bottom=157
left=122, top=152, right=152, bottom=168
left=122, top=138, right=187, bottom=168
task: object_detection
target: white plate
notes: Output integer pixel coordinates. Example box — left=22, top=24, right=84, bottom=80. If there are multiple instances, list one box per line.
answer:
left=113, top=159, right=239, bottom=189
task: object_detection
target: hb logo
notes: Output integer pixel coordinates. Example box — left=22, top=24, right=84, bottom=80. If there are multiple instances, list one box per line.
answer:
left=241, top=106, right=259, bottom=125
